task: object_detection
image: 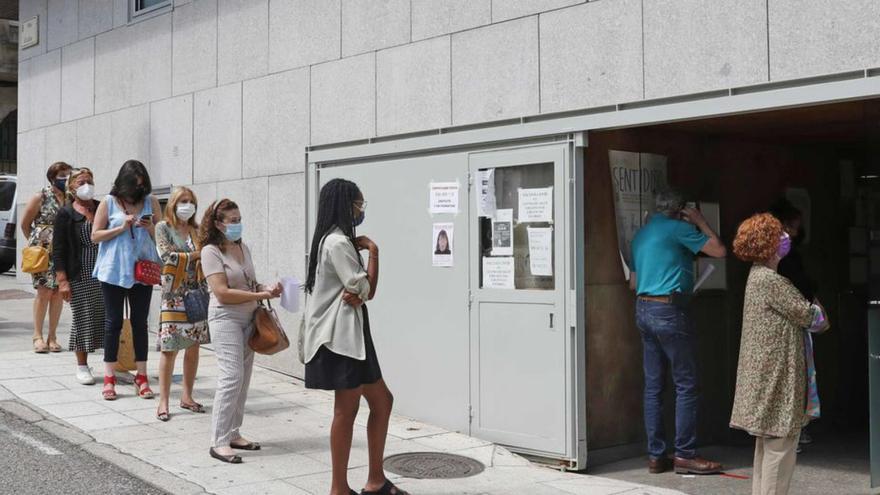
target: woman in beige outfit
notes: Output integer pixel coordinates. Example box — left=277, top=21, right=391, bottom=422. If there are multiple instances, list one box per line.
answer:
left=730, top=213, right=827, bottom=495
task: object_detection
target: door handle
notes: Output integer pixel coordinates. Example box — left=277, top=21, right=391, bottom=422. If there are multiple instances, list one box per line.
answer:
left=549, top=313, right=554, bottom=329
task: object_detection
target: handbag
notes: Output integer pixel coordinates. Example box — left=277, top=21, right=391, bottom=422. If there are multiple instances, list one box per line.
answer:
left=21, top=246, right=50, bottom=273
left=183, top=286, right=210, bottom=323
left=134, top=259, right=161, bottom=285
left=115, top=299, right=137, bottom=372
left=249, top=300, right=290, bottom=355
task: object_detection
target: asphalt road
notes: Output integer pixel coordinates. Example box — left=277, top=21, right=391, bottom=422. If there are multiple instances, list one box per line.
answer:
left=0, top=408, right=167, bottom=495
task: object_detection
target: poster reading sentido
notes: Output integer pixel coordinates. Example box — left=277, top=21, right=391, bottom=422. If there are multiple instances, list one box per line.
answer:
left=432, top=223, right=454, bottom=268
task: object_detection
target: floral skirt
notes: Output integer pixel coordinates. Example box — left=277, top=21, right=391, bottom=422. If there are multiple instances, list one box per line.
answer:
left=156, top=320, right=211, bottom=352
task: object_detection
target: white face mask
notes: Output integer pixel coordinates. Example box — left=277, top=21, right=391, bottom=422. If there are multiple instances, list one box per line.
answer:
left=176, top=203, right=196, bottom=221
left=75, top=183, right=95, bottom=201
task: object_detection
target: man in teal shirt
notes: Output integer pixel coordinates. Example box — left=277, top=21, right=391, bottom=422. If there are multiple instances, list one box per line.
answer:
left=630, top=189, right=726, bottom=475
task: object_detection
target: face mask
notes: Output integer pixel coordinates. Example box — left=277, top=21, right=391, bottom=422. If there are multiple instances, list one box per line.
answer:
left=777, top=234, right=792, bottom=259
left=54, top=176, right=69, bottom=192
left=75, top=183, right=95, bottom=201
left=223, top=222, right=243, bottom=242
left=353, top=211, right=365, bottom=227
left=176, top=203, right=196, bottom=221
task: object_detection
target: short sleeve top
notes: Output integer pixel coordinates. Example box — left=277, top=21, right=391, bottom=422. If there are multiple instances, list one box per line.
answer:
left=632, top=213, right=709, bottom=296
left=201, top=242, right=258, bottom=316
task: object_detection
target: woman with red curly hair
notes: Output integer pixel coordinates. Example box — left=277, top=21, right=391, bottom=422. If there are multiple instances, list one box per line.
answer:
left=730, top=213, right=828, bottom=495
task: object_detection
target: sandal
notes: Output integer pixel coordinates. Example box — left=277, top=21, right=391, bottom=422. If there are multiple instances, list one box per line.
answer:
left=362, top=480, right=410, bottom=495
left=209, top=447, right=242, bottom=464
left=47, top=340, right=62, bottom=352
left=156, top=406, right=170, bottom=422
left=102, top=376, right=117, bottom=401
left=134, top=374, right=154, bottom=399
left=179, top=401, right=205, bottom=413
left=230, top=440, right=261, bottom=451
left=33, top=337, right=49, bottom=354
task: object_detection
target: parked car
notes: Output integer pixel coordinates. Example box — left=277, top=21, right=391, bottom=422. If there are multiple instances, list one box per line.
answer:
left=0, top=174, right=16, bottom=274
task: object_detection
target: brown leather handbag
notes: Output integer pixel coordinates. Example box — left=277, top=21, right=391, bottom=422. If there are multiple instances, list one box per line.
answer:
left=249, top=300, right=290, bottom=355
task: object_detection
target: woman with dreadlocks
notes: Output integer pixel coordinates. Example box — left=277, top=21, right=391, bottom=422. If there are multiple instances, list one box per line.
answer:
left=303, top=179, right=406, bottom=495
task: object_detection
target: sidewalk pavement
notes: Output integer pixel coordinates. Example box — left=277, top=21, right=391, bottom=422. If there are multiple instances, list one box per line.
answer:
left=0, top=275, right=685, bottom=495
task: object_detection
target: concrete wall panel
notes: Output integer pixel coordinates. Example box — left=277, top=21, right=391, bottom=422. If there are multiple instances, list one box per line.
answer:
left=61, top=38, right=94, bottom=122
left=218, top=0, right=269, bottom=86
left=310, top=54, right=375, bottom=145
left=269, top=0, right=340, bottom=72
left=187, top=181, right=218, bottom=212
left=76, top=113, right=114, bottom=192
left=110, top=104, right=151, bottom=173
left=341, top=0, right=410, bottom=57
left=451, top=17, right=538, bottom=125
left=20, top=0, right=48, bottom=61
left=194, top=83, right=242, bottom=183
left=45, top=121, right=77, bottom=167
left=540, top=0, right=642, bottom=113
left=150, top=94, right=194, bottom=188
left=377, top=36, right=451, bottom=136
left=16, top=128, right=46, bottom=202
left=113, top=0, right=127, bottom=28
left=644, top=0, right=768, bottom=99
left=411, top=0, right=491, bottom=41
left=31, top=50, right=62, bottom=129
left=130, top=14, right=173, bottom=108
left=242, top=68, right=309, bottom=177
left=47, top=0, right=78, bottom=52
left=769, top=0, right=880, bottom=80
left=95, top=27, right=131, bottom=114
left=18, top=58, right=32, bottom=131
left=491, top=0, right=583, bottom=22
left=173, top=0, right=218, bottom=96
left=78, top=0, right=115, bottom=39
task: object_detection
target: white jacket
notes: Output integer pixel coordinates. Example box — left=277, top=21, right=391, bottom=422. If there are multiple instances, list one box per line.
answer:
left=303, top=228, right=371, bottom=363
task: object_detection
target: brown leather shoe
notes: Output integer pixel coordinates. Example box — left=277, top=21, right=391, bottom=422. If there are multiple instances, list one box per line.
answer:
left=648, top=457, right=672, bottom=474
left=674, top=456, right=723, bottom=475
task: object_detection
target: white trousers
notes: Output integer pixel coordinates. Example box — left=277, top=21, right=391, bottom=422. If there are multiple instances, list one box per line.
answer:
left=210, top=312, right=255, bottom=448
left=752, top=434, right=799, bottom=495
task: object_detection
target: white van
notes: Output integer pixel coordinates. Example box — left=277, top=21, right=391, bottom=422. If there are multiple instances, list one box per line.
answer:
left=0, top=174, right=16, bottom=274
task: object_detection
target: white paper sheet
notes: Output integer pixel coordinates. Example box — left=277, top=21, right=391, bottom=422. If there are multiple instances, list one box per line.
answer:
left=491, top=209, right=513, bottom=256
left=476, top=169, right=496, bottom=217
left=482, top=257, right=514, bottom=289
left=279, top=276, right=301, bottom=313
left=527, top=227, right=553, bottom=276
left=432, top=223, right=454, bottom=267
left=429, top=182, right=459, bottom=214
left=518, top=187, right=553, bottom=223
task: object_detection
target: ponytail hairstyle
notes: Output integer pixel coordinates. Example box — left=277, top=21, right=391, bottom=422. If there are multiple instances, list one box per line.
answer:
left=304, top=178, right=363, bottom=294
left=198, top=198, right=239, bottom=252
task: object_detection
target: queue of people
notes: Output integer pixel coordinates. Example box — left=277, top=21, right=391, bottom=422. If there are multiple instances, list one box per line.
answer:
left=25, top=160, right=404, bottom=495
left=630, top=188, right=829, bottom=495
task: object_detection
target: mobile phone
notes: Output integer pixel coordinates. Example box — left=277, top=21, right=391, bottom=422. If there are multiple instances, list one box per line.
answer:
left=140, top=214, right=151, bottom=221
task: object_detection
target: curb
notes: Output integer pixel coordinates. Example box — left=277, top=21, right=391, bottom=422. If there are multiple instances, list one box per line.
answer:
left=0, top=399, right=208, bottom=495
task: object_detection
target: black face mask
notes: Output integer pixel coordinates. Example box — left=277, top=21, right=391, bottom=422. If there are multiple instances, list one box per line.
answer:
left=128, top=185, right=147, bottom=203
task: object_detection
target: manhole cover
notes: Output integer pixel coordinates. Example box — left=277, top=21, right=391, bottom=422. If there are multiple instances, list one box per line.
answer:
left=384, top=452, right=485, bottom=479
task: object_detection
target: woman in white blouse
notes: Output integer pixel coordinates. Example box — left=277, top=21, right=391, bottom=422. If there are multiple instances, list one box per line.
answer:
left=303, top=179, right=406, bottom=495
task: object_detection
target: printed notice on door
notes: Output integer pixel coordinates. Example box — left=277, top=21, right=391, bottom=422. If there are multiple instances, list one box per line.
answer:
left=518, top=187, right=553, bottom=223
left=482, top=257, right=514, bottom=289
left=491, top=209, right=513, bottom=256
left=527, top=227, right=553, bottom=276
left=429, top=182, right=459, bottom=214
left=432, top=223, right=454, bottom=268
left=476, top=169, right=496, bottom=217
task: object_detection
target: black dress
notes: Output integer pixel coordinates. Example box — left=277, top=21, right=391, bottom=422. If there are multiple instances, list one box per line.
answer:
left=305, top=305, right=383, bottom=390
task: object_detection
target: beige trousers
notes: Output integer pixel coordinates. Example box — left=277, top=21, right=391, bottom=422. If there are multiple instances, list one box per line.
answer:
left=752, top=434, right=799, bottom=495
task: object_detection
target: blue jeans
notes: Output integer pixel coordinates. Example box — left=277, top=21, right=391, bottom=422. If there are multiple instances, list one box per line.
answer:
left=635, top=299, right=699, bottom=459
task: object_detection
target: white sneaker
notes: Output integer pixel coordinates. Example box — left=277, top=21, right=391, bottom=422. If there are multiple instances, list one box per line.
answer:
left=76, top=366, right=95, bottom=385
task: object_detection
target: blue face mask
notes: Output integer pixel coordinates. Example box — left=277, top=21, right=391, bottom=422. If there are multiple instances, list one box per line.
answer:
left=54, top=177, right=68, bottom=192
left=224, top=222, right=243, bottom=242
left=353, top=211, right=365, bottom=227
